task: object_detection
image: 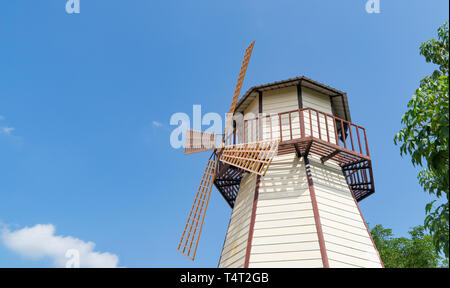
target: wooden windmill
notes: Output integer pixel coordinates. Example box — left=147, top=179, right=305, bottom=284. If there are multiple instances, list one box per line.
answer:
left=178, top=42, right=384, bottom=268
left=177, top=41, right=280, bottom=260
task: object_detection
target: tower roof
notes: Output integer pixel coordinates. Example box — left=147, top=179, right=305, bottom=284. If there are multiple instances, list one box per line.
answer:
left=235, top=76, right=351, bottom=122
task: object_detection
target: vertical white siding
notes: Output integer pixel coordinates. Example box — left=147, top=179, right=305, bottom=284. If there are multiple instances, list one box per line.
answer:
left=243, top=97, right=259, bottom=143
left=261, top=87, right=300, bottom=142
left=248, top=153, right=323, bottom=268
left=218, top=173, right=257, bottom=268
left=302, top=87, right=332, bottom=114
left=308, top=155, right=382, bottom=268
left=302, top=87, right=337, bottom=144
left=263, top=86, right=299, bottom=114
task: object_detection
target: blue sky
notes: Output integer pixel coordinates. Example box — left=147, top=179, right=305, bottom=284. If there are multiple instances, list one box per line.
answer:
left=0, top=0, right=448, bottom=267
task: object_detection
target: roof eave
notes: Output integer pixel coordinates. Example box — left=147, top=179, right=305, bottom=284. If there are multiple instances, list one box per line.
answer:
left=235, top=76, right=351, bottom=122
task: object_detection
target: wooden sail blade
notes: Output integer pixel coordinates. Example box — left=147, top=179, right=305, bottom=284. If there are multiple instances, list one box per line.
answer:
left=224, top=41, right=255, bottom=138
left=184, top=129, right=217, bottom=155
left=219, top=139, right=280, bottom=176
left=177, top=157, right=218, bottom=260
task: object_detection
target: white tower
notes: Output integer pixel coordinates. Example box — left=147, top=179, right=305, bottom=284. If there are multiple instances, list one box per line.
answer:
left=216, top=77, right=383, bottom=268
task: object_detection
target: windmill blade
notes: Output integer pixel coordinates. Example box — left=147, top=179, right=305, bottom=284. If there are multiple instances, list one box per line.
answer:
left=177, top=154, right=218, bottom=260
left=224, top=41, right=255, bottom=138
left=219, top=139, right=280, bottom=176
left=228, top=41, right=255, bottom=115
left=184, top=129, right=218, bottom=155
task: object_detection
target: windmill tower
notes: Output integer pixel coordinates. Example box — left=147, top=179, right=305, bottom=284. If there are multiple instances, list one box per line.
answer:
left=178, top=42, right=383, bottom=268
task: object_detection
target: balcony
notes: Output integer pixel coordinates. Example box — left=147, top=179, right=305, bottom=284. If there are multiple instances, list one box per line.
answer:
left=215, top=107, right=375, bottom=207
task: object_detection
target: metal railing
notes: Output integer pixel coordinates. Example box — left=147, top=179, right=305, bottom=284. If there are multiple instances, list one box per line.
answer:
left=228, top=107, right=370, bottom=159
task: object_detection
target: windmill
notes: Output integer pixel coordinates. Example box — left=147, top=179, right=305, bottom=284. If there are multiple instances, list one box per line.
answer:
left=177, top=42, right=383, bottom=268
left=177, top=41, right=279, bottom=260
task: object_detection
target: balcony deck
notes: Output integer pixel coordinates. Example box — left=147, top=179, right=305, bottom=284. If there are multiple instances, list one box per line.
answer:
left=214, top=107, right=375, bottom=207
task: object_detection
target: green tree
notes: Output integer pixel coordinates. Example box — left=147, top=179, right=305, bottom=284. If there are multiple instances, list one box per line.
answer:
left=371, top=225, right=447, bottom=268
left=394, top=22, right=449, bottom=257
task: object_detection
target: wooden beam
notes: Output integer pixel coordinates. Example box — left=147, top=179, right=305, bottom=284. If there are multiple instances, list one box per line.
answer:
left=342, top=164, right=370, bottom=171
left=349, top=186, right=373, bottom=189
left=244, top=175, right=260, bottom=268
left=341, top=159, right=368, bottom=168
left=304, top=157, right=329, bottom=268
left=220, top=140, right=280, bottom=176
left=259, top=91, right=263, bottom=142
left=304, top=141, right=313, bottom=158
left=178, top=158, right=217, bottom=260
left=215, top=178, right=241, bottom=183
left=320, top=149, right=341, bottom=163
left=293, top=143, right=302, bottom=158
left=215, top=182, right=241, bottom=187
left=224, top=41, right=255, bottom=138
left=258, top=91, right=263, bottom=113
left=184, top=129, right=217, bottom=155
left=297, top=82, right=303, bottom=108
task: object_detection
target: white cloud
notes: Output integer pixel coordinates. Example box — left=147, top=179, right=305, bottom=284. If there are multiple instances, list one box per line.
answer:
left=1, top=224, right=120, bottom=268
left=152, top=121, right=164, bottom=128
left=1, top=126, right=15, bottom=135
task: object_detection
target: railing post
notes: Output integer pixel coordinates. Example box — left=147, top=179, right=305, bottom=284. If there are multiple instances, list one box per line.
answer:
left=341, top=119, right=346, bottom=149
left=364, top=128, right=370, bottom=157
left=334, top=118, right=339, bottom=145
left=289, top=112, right=293, bottom=140
left=325, top=114, right=330, bottom=143
left=233, top=122, right=236, bottom=145
left=356, top=126, right=362, bottom=154
left=317, top=111, right=322, bottom=140
left=279, top=114, right=282, bottom=141
left=300, top=109, right=305, bottom=138
left=348, top=123, right=355, bottom=152
left=309, top=109, right=313, bottom=137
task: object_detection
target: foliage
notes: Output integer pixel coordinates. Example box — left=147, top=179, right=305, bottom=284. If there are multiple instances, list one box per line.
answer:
left=394, top=21, right=449, bottom=257
left=371, top=224, right=448, bottom=268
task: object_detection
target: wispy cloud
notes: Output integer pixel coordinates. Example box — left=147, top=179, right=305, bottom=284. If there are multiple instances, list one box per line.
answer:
left=152, top=121, right=164, bottom=128
left=1, top=126, right=15, bottom=135
left=0, top=115, right=15, bottom=135
left=1, top=223, right=120, bottom=268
